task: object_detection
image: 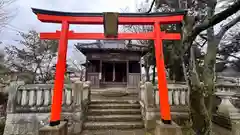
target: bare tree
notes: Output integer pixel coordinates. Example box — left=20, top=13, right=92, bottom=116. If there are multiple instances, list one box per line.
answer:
left=0, top=0, right=16, bottom=31
left=4, top=30, right=58, bottom=83
left=67, top=58, right=86, bottom=81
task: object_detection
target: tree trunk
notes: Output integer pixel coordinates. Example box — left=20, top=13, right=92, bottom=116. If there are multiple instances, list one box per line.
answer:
left=144, top=65, right=150, bottom=81
left=188, top=46, right=212, bottom=135
left=173, top=58, right=184, bottom=81
left=189, top=85, right=211, bottom=135
left=180, top=10, right=218, bottom=133
left=169, top=65, right=174, bottom=81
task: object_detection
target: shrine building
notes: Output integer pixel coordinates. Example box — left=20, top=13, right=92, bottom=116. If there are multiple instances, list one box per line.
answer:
left=75, top=40, right=148, bottom=89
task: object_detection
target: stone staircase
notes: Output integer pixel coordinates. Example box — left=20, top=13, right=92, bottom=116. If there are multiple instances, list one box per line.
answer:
left=81, top=100, right=144, bottom=134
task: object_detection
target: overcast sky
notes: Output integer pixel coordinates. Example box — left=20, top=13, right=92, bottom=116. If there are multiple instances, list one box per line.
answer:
left=0, top=0, right=147, bottom=64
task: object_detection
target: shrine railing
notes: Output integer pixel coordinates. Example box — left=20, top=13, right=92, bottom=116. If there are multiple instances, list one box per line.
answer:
left=4, top=81, right=91, bottom=135
left=139, top=82, right=189, bottom=109
left=6, top=81, right=91, bottom=113
left=154, top=83, right=189, bottom=107
left=140, top=82, right=240, bottom=106
left=139, top=81, right=240, bottom=128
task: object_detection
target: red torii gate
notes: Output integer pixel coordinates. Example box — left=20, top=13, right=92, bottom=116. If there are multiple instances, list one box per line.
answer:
left=32, top=8, right=185, bottom=126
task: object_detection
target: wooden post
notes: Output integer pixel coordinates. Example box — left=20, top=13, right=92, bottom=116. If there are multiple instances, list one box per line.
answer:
left=50, top=21, right=69, bottom=126
left=140, top=59, right=142, bottom=81
left=85, top=59, right=88, bottom=81
left=100, top=60, right=102, bottom=83
left=113, top=62, right=115, bottom=82
left=154, top=22, right=171, bottom=124
left=126, top=61, right=129, bottom=87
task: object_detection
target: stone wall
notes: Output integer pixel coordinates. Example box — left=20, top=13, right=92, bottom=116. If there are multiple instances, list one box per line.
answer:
left=4, top=112, right=83, bottom=135
left=3, top=81, right=91, bottom=135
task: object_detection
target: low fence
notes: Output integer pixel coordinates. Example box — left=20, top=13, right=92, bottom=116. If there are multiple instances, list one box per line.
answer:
left=3, top=81, right=91, bottom=135
left=139, top=81, right=240, bottom=130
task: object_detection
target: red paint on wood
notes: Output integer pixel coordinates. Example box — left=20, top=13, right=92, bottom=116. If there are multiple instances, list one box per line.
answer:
left=40, top=32, right=154, bottom=40
left=40, top=31, right=181, bottom=40
left=161, top=32, right=181, bottom=40
left=37, top=14, right=183, bottom=25
left=50, top=21, right=69, bottom=123
left=154, top=22, right=171, bottom=121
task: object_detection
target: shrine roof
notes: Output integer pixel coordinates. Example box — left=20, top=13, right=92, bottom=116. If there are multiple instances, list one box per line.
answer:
left=32, top=8, right=186, bottom=17
left=75, top=40, right=148, bottom=55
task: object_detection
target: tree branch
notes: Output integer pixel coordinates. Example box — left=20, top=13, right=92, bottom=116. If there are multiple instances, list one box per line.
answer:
left=194, top=40, right=207, bottom=48
left=216, top=14, right=240, bottom=38
left=227, top=53, right=240, bottom=61
left=199, top=33, right=208, bottom=41
left=182, top=0, right=240, bottom=55
left=147, top=0, right=156, bottom=13
left=192, top=0, right=240, bottom=38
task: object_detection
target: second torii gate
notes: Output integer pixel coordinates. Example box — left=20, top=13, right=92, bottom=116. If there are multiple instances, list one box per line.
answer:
left=32, top=8, right=185, bottom=126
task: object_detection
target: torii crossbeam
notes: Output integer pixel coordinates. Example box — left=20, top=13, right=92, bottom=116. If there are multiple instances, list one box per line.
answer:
left=32, top=8, right=186, bottom=126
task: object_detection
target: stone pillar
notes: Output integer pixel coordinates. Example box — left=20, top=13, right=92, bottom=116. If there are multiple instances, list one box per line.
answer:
left=39, top=121, right=68, bottom=135
left=71, top=81, right=83, bottom=111
left=139, top=81, right=144, bottom=100
left=215, top=90, right=240, bottom=135
left=144, top=82, right=155, bottom=108
left=215, top=91, right=238, bottom=115
left=143, top=82, right=157, bottom=130
left=230, top=112, right=240, bottom=135
left=84, top=81, right=91, bottom=102
left=6, top=81, right=25, bottom=113
left=155, top=120, right=182, bottom=135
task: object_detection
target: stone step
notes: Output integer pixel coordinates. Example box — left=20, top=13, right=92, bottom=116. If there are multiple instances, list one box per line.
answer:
left=83, top=121, right=144, bottom=130
left=90, top=100, right=139, bottom=104
left=80, top=129, right=145, bottom=135
left=88, top=103, right=140, bottom=109
left=86, top=114, right=142, bottom=122
left=88, top=109, right=141, bottom=115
